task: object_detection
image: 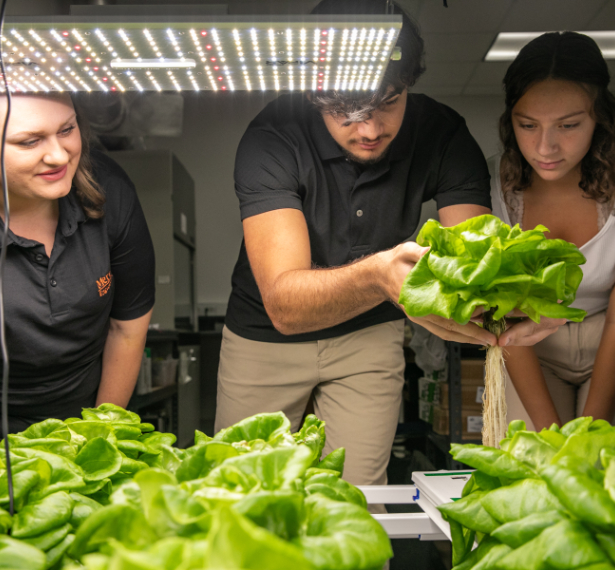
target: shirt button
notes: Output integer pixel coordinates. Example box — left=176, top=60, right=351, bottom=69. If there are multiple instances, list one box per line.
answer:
left=50, top=279, right=57, bottom=287
left=356, top=209, right=364, bottom=217
left=35, top=254, right=43, bottom=262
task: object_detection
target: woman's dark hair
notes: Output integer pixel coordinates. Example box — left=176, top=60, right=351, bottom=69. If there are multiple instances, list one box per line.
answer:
left=70, top=96, right=106, bottom=219
left=309, top=0, right=425, bottom=121
left=500, top=31, right=615, bottom=203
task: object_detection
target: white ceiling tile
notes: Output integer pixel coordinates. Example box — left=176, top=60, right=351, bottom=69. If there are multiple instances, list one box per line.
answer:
left=586, top=1, right=615, bottom=30
left=500, top=0, right=608, bottom=32
left=466, top=62, right=510, bottom=86
left=414, top=62, right=477, bottom=87
left=393, top=0, right=423, bottom=19
left=417, top=0, right=513, bottom=34
left=413, top=85, right=465, bottom=97
left=462, top=84, right=504, bottom=96
left=423, top=32, right=495, bottom=62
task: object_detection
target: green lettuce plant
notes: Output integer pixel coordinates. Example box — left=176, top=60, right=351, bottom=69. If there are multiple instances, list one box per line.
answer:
left=0, top=405, right=392, bottom=570
left=438, top=417, right=615, bottom=570
left=399, top=214, right=587, bottom=447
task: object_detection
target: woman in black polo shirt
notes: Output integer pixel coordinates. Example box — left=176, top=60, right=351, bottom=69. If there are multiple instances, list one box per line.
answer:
left=0, top=93, right=155, bottom=433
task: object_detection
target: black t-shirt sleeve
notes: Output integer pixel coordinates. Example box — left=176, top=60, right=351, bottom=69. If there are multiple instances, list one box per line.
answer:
left=433, top=120, right=492, bottom=211
left=94, top=153, right=156, bottom=321
left=234, top=127, right=302, bottom=221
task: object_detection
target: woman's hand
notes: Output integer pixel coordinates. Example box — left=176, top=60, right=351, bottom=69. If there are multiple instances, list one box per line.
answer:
left=471, top=308, right=566, bottom=347
left=498, top=312, right=566, bottom=347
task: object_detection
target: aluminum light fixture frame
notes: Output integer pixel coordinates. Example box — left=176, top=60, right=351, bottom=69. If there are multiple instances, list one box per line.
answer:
left=485, top=30, right=615, bottom=62
left=1, top=15, right=402, bottom=93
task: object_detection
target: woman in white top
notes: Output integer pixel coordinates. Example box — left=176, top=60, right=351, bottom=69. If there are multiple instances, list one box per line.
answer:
left=490, top=31, right=615, bottom=430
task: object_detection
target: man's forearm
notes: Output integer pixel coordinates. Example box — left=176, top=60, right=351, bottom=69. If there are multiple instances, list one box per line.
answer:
left=264, top=252, right=390, bottom=335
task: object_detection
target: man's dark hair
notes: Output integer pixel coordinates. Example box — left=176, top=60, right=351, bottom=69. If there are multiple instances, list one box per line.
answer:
left=310, top=0, right=425, bottom=122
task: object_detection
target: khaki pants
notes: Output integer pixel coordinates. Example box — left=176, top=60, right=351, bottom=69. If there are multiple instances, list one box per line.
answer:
left=215, top=320, right=406, bottom=487
left=506, top=310, right=607, bottom=430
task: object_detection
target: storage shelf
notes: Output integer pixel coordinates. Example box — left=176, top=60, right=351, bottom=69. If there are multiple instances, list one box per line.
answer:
left=128, top=383, right=177, bottom=412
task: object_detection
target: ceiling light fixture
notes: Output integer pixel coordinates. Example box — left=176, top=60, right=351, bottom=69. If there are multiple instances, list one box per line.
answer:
left=1, top=15, right=401, bottom=92
left=485, top=31, right=615, bottom=62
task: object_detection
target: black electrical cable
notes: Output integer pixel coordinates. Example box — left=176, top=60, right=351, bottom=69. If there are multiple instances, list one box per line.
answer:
left=0, top=0, right=13, bottom=516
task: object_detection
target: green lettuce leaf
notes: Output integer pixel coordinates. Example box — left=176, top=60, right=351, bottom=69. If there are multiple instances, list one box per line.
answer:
left=233, top=490, right=304, bottom=540
left=293, top=494, right=392, bottom=570
left=304, top=471, right=367, bottom=508
left=213, top=412, right=293, bottom=446
left=176, top=442, right=239, bottom=483
left=69, top=504, right=157, bottom=558
left=205, top=507, right=313, bottom=570
left=317, top=449, right=345, bottom=476
left=399, top=215, right=587, bottom=324
left=21, top=522, right=71, bottom=552
left=494, top=519, right=609, bottom=570
left=0, top=535, right=46, bottom=570
left=293, top=415, right=327, bottom=466
left=74, top=437, right=123, bottom=482
left=204, top=446, right=313, bottom=493
left=81, top=404, right=141, bottom=425
left=438, top=490, right=500, bottom=534
left=11, top=491, right=74, bottom=538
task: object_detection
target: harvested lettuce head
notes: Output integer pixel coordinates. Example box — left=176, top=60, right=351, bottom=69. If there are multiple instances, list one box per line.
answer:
left=399, top=214, right=587, bottom=325
left=399, top=214, right=587, bottom=448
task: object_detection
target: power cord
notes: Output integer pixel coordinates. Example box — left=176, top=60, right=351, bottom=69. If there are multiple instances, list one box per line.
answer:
left=0, top=0, right=14, bottom=516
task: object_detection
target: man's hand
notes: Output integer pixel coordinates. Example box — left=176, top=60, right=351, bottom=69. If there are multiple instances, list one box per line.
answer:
left=379, top=242, right=497, bottom=346
left=378, top=241, right=430, bottom=303
left=408, top=314, right=497, bottom=346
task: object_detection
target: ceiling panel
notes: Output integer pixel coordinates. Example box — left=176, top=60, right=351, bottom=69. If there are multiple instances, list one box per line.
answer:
left=500, top=0, right=608, bottom=32
left=416, top=0, right=513, bottom=34
left=463, top=84, right=504, bottom=96
left=586, top=0, right=615, bottom=29
left=394, top=0, right=423, bottom=19
left=465, top=61, right=509, bottom=86
left=423, top=32, right=495, bottom=62
left=415, top=85, right=465, bottom=97
left=414, top=61, right=477, bottom=88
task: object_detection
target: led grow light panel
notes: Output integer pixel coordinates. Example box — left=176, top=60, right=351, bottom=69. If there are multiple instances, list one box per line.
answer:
left=0, top=17, right=401, bottom=92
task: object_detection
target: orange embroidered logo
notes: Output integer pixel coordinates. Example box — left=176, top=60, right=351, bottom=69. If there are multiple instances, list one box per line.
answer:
left=97, top=272, right=113, bottom=297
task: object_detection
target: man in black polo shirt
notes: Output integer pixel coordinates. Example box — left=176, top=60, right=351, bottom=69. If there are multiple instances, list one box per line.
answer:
left=218, top=0, right=562, bottom=487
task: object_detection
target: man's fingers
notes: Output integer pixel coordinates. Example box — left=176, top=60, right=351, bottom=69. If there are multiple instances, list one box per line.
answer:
left=397, top=241, right=430, bottom=264
left=408, top=315, right=497, bottom=346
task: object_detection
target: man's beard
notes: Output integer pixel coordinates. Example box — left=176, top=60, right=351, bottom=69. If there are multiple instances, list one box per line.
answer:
left=343, top=140, right=392, bottom=166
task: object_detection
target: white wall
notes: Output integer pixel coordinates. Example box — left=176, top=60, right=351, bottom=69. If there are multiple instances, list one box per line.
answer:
left=145, top=92, right=504, bottom=313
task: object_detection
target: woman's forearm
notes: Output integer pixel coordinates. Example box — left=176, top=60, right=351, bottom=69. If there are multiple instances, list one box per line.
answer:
left=96, top=311, right=152, bottom=407
left=582, top=320, right=615, bottom=421
left=504, top=345, right=560, bottom=430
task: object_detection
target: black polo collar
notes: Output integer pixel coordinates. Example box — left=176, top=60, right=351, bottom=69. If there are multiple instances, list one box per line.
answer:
left=0, top=187, right=86, bottom=248
left=58, top=187, right=87, bottom=238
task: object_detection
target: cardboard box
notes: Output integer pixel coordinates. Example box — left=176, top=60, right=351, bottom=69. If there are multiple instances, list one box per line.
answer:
left=439, top=383, right=484, bottom=411
left=461, top=359, right=484, bottom=383
left=432, top=405, right=483, bottom=439
left=418, top=377, right=440, bottom=403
